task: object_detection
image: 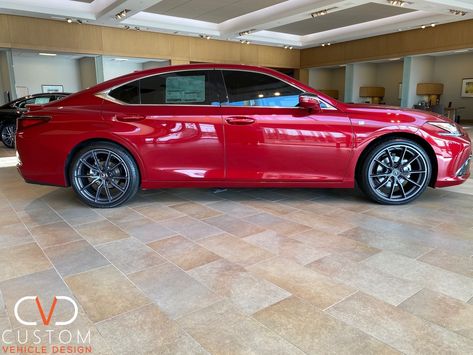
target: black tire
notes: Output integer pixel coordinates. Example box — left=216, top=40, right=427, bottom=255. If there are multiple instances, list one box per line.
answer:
left=358, top=138, right=432, bottom=205
left=69, top=142, right=140, bottom=208
left=1, top=122, right=16, bottom=148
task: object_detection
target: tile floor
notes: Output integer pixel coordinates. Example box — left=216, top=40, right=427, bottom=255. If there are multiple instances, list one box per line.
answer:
left=0, top=137, right=472, bottom=354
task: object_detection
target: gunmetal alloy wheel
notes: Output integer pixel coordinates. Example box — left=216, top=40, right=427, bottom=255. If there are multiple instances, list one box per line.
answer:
left=1, top=123, right=16, bottom=149
left=70, top=143, right=139, bottom=208
left=359, top=139, right=432, bottom=205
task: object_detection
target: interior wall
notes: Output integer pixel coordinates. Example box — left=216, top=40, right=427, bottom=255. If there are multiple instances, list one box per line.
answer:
left=402, top=55, right=435, bottom=108
left=102, top=59, right=143, bottom=81
left=433, top=52, right=473, bottom=120
left=12, top=54, right=81, bottom=94
left=142, top=61, right=170, bottom=70
left=308, top=67, right=345, bottom=101
left=352, top=63, right=377, bottom=103
left=79, top=57, right=97, bottom=90
left=375, top=61, right=403, bottom=106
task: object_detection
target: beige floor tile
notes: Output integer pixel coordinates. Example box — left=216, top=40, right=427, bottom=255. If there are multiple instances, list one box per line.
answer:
left=363, top=251, right=473, bottom=302
left=292, top=229, right=380, bottom=261
left=119, top=218, right=177, bottom=243
left=170, top=201, right=222, bottom=219
left=255, top=296, right=399, bottom=354
left=0, top=223, right=33, bottom=249
left=240, top=199, right=299, bottom=216
left=244, top=213, right=311, bottom=236
left=0, top=269, right=75, bottom=329
left=148, top=235, right=220, bottom=271
left=0, top=242, right=51, bottom=282
left=340, top=226, right=433, bottom=258
left=30, top=221, right=83, bottom=248
left=399, top=288, right=473, bottom=340
left=161, top=216, right=223, bottom=241
left=65, top=265, right=150, bottom=323
left=44, top=239, right=109, bottom=277
left=188, top=259, right=290, bottom=315
left=0, top=207, right=21, bottom=227
left=247, top=257, right=355, bottom=309
left=181, top=314, right=304, bottom=355
left=198, top=233, right=274, bottom=266
left=328, top=292, right=473, bottom=354
left=75, top=220, right=129, bottom=246
left=419, top=249, right=473, bottom=278
left=309, top=254, right=422, bottom=306
left=362, top=205, right=444, bottom=228
left=96, top=206, right=145, bottom=226
left=17, top=206, right=62, bottom=228
left=206, top=200, right=259, bottom=218
left=97, top=237, right=166, bottom=274
left=53, top=205, right=106, bottom=226
left=129, top=263, right=220, bottom=319
left=286, top=210, right=356, bottom=234
left=97, top=304, right=207, bottom=354
left=132, top=204, right=185, bottom=221
left=203, top=214, right=266, bottom=238
left=244, top=230, right=330, bottom=265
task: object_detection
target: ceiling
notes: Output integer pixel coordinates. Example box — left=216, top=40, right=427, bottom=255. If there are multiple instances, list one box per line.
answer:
left=0, top=0, right=472, bottom=48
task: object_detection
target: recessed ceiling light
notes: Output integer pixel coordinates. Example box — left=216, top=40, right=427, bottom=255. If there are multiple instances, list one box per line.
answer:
left=199, top=34, right=211, bottom=40
left=387, top=0, right=411, bottom=7
left=66, top=18, right=72, bottom=23
left=39, top=53, right=57, bottom=56
left=240, top=40, right=251, bottom=45
left=449, top=9, right=467, bottom=16
left=311, top=7, right=336, bottom=18
left=238, top=29, right=256, bottom=36
left=114, top=9, right=130, bottom=20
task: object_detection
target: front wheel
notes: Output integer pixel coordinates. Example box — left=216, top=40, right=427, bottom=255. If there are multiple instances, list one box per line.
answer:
left=358, top=139, right=432, bottom=205
left=1, top=122, right=16, bottom=148
left=70, top=142, right=140, bottom=208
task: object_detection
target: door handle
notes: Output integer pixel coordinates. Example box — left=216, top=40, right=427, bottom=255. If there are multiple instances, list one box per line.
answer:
left=225, top=116, right=256, bottom=125
left=115, top=114, right=145, bottom=122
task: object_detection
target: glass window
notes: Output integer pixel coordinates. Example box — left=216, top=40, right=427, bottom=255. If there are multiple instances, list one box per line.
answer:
left=140, top=70, right=218, bottom=105
left=222, top=70, right=302, bottom=108
left=34, top=97, right=51, bottom=104
left=109, top=81, right=140, bottom=104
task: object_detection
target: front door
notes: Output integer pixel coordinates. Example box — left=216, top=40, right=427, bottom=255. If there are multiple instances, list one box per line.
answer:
left=219, top=70, right=353, bottom=182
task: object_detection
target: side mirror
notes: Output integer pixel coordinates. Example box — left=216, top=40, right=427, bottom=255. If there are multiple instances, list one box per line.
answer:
left=299, top=93, right=321, bottom=112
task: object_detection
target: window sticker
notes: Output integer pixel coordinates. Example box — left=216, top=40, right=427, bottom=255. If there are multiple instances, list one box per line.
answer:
left=166, top=75, right=206, bottom=103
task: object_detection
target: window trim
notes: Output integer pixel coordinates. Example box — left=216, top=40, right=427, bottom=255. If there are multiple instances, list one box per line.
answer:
left=96, top=68, right=337, bottom=111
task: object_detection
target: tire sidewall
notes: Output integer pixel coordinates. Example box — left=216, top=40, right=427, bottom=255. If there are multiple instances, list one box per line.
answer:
left=70, top=142, right=140, bottom=208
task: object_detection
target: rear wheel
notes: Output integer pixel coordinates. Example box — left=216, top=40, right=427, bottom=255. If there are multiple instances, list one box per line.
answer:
left=1, top=122, right=16, bottom=148
left=358, top=139, right=431, bottom=205
left=70, top=142, right=140, bottom=208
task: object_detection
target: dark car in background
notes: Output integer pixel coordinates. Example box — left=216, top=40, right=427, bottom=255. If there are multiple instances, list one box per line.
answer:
left=0, top=93, right=70, bottom=148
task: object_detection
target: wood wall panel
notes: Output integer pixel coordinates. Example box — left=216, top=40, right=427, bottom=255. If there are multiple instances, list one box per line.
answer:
left=0, top=14, right=299, bottom=68
left=301, top=19, right=473, bottom=68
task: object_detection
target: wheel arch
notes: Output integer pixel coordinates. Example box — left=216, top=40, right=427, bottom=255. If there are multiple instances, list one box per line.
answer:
left=354, top=132, right=438, bottom=187
left=64, top=137, right=144, bottom=187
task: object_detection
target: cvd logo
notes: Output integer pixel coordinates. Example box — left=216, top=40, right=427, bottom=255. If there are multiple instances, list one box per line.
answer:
left=14, top=296, right=78, bottom=326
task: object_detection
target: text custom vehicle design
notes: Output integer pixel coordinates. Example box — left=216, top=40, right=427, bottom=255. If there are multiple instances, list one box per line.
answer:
left=15, top=64, right=471, bottom=208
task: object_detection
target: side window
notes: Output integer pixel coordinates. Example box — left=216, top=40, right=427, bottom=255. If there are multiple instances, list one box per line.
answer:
left=34, top=97, right=51, bottom=104
left=16, top=98, right=35, bottom=108
left=140, top=70, right=218, bottom=105
left=109, top=81, right=140, bottom=104
left=222, top=70, right=302, bottom=108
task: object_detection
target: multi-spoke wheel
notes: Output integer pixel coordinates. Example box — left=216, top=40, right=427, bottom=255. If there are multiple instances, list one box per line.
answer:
left=358, top=139, right=432, bottom=204
left=1, top=122, right=16, bottom=149
left=70, top=142, right=139, bottom=208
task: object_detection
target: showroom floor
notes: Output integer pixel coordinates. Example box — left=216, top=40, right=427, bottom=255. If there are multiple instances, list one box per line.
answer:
left=0, top=136, right=472, bottom=354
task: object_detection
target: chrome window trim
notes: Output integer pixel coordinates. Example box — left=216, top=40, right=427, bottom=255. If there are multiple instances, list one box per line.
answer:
left=95, top=67, right=337, bottom=111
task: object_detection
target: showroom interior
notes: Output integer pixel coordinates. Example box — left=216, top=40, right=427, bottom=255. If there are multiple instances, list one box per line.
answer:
left=0, top=0, right=473, bottom=354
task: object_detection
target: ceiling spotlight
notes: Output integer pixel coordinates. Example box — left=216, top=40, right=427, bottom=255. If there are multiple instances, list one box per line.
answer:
left=66, top=18, right=72, bottom=23
left=199, top=34, right=211, bottom=40
left=76, top=19, right=83, bottom=24
left=240, top=40, right=251, bottom=45
left=283, top=45, right=294, bottom=50
left=124, top=25, right=130, bottom=30
left=449, top=9, right=467, bottom=16
left=421, top=25, right=426, bottom=29
left=431, top=23, right=436, bottom=27
left=114, top=9, right=130, bottom=20
left=134, top=26, right=141, bottom=31
left=321, top=42, right=331, bottom=47
left=387, top=0, right=410, bottom=6
left=238, top=29, right=256, bottom=36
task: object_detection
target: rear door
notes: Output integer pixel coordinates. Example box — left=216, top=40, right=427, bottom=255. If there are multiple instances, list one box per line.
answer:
left=219, top=70, right=353, bottom=182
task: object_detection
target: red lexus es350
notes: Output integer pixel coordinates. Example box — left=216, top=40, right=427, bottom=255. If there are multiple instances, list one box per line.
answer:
left=16, top=64, right=471, bottom=208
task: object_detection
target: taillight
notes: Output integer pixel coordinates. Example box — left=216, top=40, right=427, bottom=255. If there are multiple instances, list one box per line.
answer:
left=17, top=115, right=51, bottom=130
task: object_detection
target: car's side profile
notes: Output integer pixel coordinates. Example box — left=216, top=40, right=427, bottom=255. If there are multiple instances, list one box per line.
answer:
left=0, top=93, right=70, bottom=148
left=16, top=64, right=471, bottom=208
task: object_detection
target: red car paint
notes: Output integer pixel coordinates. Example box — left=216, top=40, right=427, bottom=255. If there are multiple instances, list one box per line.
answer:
left=16, top=64, right=471, bottom=191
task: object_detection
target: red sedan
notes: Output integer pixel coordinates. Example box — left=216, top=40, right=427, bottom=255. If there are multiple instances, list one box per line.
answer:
left=16, top=64, right=471, bottom=208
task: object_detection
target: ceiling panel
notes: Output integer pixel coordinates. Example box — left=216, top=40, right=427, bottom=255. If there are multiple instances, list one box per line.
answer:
left=269, top=2, right=416, bottom=35
left=145, top=0, right=287, bottom=23
left=69, top=0, right=95, bottom=3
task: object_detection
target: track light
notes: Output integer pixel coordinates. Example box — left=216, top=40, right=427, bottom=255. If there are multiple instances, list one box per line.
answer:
left=321, top=42, right=331, bottom=47
left=387, top=0, right=410, bottom=6
left=240, top=40, right=251, bottom=45
left=283, top=45, right=293, bottom=50
left=199, top=34, right=211, bottom=40
left=66, top=18, right=72, bottom=23
left=449, top=9, right=467, bottom=16
left=238, top=29, right=256, bottom=37
left=311, top=9, right=329, bottom=18
left=421, top=23, right=436, bottom=29
left=114, top=9, right=130, bottom=20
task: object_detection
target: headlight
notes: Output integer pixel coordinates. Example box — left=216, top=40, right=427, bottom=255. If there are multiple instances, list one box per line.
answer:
left=426, top=122, right=462, bottom=136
